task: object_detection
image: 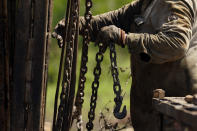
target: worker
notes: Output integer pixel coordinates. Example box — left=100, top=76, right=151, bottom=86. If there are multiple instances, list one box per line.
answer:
left=52, top=0, right=197, bottom=130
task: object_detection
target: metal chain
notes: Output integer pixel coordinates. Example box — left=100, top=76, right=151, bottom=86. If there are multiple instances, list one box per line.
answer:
left=55, top=0, right=79, bottom=130
left=61, top=0, right=80, bottom=130
left=73, top=0, right=92, bottom=130
left=86, top=43, right=105, bottom=131
left=52, top=0, right=71, bottom=129
left=109, top=42, right=127, bottom=119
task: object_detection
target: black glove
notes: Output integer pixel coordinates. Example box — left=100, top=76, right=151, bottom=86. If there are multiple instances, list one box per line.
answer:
left=95, top=25, right=126, bottom=48
left=52, top=19, right=65, bottom=48
left=52, top=17, right=85, bottom=48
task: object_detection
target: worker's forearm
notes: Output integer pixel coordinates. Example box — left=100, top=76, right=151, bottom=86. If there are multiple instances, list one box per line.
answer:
left=79, top=0, right=141, bottom=42
left=125, top=31, right=190, bottom=64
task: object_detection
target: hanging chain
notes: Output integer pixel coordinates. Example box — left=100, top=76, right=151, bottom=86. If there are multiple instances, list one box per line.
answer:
left=61, top=0, right=80, bottom=130
left=109, top=42, right=127, bottom=119
left=86, top=44, right=105, bottom=131
left=55, top=0, right=79, bottom=130
left=52, top=0, right=71, bottom=129
left=73, top=0, right=92, bottom=130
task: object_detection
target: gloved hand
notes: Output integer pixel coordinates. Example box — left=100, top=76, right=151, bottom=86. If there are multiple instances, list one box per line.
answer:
left=52, top=19, right=65, bottom=48
left=52, top=17, right=85, bottom=48
left=95, top=25, right=126, bottom=48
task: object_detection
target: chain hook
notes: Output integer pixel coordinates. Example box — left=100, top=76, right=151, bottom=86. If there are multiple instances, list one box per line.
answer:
left=109, top=42, right=127, bottom=119
left=113, top=96, right=127, bottom=119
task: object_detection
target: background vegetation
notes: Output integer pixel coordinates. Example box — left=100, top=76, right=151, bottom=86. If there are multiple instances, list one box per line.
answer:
left=46, top=0, right=133, bottom=129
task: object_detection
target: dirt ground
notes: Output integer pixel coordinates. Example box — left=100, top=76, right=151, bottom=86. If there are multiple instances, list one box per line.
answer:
left=44, top=122, right=134, bottom=131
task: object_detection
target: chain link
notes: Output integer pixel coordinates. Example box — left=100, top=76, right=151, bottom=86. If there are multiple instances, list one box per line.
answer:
left=52, top=0, right=70, bottom=129
left=86, top=44, right=105, bottom=131
left=53, top=0, right=126, bottom=130
left=55, top=0, right=79, bottom=130
left=109, top=42, right=127, bottom=119
left=73, top=0, right=92, bottom=130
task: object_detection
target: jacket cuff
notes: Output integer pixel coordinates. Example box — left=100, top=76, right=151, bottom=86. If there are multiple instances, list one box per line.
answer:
left=119, top=29, right=126, bottom=48
left=125, top=33, right=151, bottom=63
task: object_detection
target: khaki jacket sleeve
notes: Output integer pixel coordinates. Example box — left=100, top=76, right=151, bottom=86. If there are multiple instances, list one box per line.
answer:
left=80, top=0, right=142, bottom=41
left=126, top=0, right=194, bottom=64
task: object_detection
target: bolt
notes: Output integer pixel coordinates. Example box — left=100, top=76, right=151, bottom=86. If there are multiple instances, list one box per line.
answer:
left=184, top=95, right=193, bottom=103
left=193, top=94, right=197, bottom=105
left=153, top=89, right=165, bottom=99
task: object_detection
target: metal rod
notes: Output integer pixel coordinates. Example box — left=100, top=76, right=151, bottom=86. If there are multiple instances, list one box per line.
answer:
left=62, top=0, right=80, bottom=129
left=52, top=0, right=71, bottom=129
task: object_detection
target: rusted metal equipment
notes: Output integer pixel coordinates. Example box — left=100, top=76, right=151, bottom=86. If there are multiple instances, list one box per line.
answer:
left=51, top=0, right=127, bottom=130
left=153, top=96, right=197, bottom=131
left=52, top=0, right=80, bottom=130
left=0, top=0, right=53, bottom=130
left=109, top=42, right=127, bottom=119
left=72, top=0, right=92, bottom=130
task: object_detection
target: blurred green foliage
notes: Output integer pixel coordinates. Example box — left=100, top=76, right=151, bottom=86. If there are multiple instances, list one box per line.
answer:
left=46, top=0, right=133, bottom=129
